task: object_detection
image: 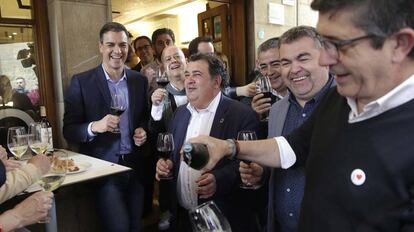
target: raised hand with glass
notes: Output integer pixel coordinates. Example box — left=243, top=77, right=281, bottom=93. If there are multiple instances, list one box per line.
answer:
left=257, top=74, right=273, bottom=121
left=38, top=149, right=68, bottom=223
left=156, top=133, right=174, bottom=180
left=110, top=90, right=127, bottom=133
left=7, top=126, right=28, bottom=160
left=237, top=130, right=260, bottom=189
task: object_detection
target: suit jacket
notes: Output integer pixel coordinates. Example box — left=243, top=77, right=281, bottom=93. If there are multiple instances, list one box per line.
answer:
left=63, top=65, right=149, bottom=163
left=267, top=95, right=290, bottom=232
left=169, top=94, right=260, bottom=232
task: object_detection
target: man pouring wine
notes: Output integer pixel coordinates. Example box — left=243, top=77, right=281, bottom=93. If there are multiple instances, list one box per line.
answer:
left=155, top=53, right=262, bottom=232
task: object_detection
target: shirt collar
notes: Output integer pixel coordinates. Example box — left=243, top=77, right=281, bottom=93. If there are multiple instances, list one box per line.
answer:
left=101, top=64, right=127, bottom=83
left=347, top=74, right=414, bottom=123
left=186, top=92, right=222, bottom=115
left=288, top=74, right=334, bottom=105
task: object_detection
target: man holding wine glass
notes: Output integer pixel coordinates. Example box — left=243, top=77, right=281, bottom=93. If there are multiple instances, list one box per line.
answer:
left=251, top=38, right=288, bottom=121
left=155, top=53, right=261, bottom=232
left=240, top=26, right=335, bottom=232
left=150, top=45, right=188, bottom=230
left=63, top=22, right=149, bottom=232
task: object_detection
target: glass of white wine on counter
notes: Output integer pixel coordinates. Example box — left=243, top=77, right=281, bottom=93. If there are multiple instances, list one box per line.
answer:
left=28, top=122, right=51, bottom=155
left=38, top=149, right=68, bottom=223
left=7, top=126, right=28, bottom=160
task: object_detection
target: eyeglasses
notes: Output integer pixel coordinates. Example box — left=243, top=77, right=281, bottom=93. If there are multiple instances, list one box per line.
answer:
left=321, top=34, right=376, bottom=59
left=136, top=44, right=151, bottom=52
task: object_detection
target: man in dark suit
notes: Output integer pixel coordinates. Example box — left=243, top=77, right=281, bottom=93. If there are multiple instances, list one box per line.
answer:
left=63, top=22, right=149, bottom=232
left=156, top=53, right=261, bottom=232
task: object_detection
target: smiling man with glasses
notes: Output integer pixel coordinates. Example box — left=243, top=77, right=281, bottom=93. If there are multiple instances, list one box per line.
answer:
left=187, top=0, right=414, bottom=231
left=132, top=36, right=155, bottom=72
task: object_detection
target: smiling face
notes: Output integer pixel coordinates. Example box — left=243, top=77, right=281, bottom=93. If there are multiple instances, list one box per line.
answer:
left=134, top=38, right=154, bottom=65
left=99, top=31, right=128, bottom=75
left=184, top=60, right=221, bottom=109
left=279, top=36, right=329, bottom=103
left=257, top=48, right=286, bottom=94
left=317, top=9, right=394, bottom=106
left=162, top=46, right=186, bottom=82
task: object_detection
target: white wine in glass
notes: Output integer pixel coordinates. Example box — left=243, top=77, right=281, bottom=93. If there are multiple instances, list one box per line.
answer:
left=38, top=149, right=68, bottom=223
left=28, top=122, right=50, bottom=155
left=7, top=127, right=28, bottom=160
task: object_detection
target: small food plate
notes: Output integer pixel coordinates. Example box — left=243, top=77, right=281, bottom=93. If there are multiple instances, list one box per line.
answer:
left=67, top=161, right=92, bottom=174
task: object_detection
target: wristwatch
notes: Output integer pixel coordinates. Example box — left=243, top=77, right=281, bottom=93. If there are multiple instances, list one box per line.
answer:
left=226, top=139, right=239, bottom=160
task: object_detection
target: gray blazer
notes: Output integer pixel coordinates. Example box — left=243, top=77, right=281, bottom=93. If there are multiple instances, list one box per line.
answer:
left=266, top=95, right=290, bottom=232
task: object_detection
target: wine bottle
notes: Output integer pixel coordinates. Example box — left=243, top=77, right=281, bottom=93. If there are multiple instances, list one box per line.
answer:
left=40, top=106, right=53, bottom=151
left=182, top=143, right=209, bottom=170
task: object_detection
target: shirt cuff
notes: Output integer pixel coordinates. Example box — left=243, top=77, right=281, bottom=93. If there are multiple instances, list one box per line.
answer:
left=274, top=137, right=296, bottom=169
left=87, top=122, right=97, bottom=138
left=151, top=104, right=164, bottom=121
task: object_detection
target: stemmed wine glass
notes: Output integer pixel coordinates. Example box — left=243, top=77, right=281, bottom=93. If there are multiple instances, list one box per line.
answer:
left=189, top=201, right=232, bottom=232
left=38, top=149, right=68, bottom=223
left=157, top=133, right=174, bottom=180
left=156, top=68, right=170, bottom=106
left=156, top=68, right=169, bottom=88
left=7, top=126, right=28, bottom=160
left=257, top=74, right=273, bottom=121
left=28, top=122, right=51, bottom=156
left=237, top=130, right=259, bottom=189
left=110, top=91, right=127, bottom=133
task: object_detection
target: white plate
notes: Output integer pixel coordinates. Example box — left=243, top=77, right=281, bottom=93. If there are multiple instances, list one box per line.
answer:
left=67, top=161, right=92, bottom=174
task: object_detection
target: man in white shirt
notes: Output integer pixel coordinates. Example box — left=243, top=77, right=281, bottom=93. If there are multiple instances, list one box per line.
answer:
left=189, top=0, right=414, bottom=231
left=156, top=53, right=260, bottom=232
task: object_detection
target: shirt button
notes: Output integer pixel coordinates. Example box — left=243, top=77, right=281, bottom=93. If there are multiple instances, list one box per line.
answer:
left=302, top=113, right=306, bottom=117
left=289, top=213, right=293, bottom=217
left=286, top=188, right=290, bottom=192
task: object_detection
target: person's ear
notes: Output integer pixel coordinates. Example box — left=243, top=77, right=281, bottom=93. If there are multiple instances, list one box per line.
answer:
left=391, top=28, right=414, bottom=63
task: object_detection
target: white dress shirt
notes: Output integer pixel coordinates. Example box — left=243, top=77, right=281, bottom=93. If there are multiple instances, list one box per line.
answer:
left=277, top=74, right=414, bottom=169
left=177, top=92, right=222, bottom=209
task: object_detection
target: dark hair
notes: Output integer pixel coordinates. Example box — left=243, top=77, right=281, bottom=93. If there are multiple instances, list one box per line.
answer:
left=257, top=37, right=279, bottom=55
left=311, top=0, right=414, bottom=58
left=151, top=28, right=175, bottom=45
left=188, top=53, right=229, bottom=88
left=188, top=36, right=213, bottom=56
left=133, top=36, right=152, bottom=50
left=279, top=26, right=323, bottom=49
left=99, top=22, right=128, bottom=43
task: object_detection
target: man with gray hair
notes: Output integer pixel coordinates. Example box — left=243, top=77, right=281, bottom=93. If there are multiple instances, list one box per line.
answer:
left=191, top=0, right=414, bottom=230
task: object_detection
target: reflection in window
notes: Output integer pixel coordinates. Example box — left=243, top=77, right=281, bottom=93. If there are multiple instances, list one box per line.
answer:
left=0, top=25, right=39, bottom=116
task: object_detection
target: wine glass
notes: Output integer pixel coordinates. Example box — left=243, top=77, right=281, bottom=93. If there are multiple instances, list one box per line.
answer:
left=28, top=122, right=51, bottom=155
left=110, top=91, right=127, bottom=133
left=38, top=149, right=68, bottom=223
left=189, top=201, right=232, bottom=232
left=156, top=68, right=170, bottom=105
left=7, top=126, right=28, bottom=160
left=237, top=130, right=259, bottom=190
left=157, top=133, right=174, bottom=180
left=257, top=75, right=273, bottom=121
left=156, top=68, right=169, bottom=88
